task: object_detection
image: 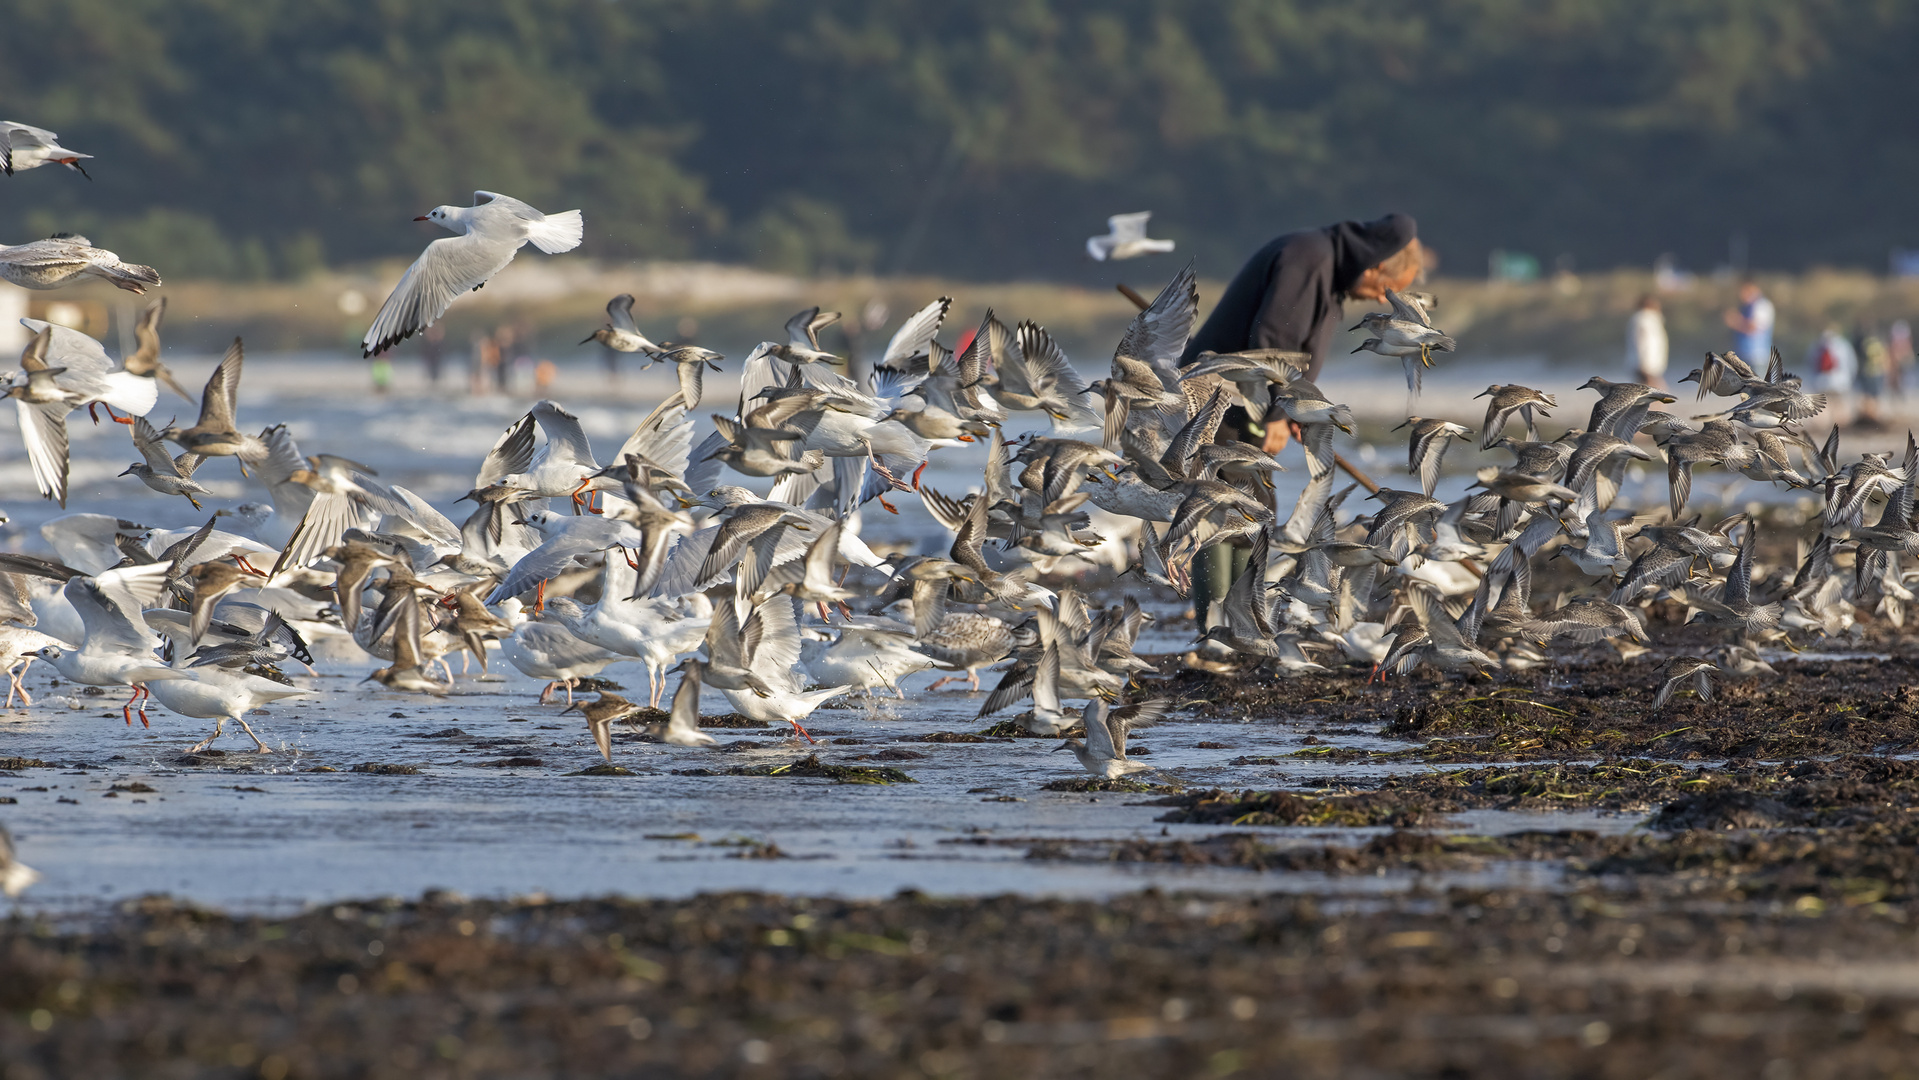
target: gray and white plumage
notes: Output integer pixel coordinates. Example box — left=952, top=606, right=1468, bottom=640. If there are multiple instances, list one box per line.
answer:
left=1475, top=384, right=1557, bottom=450
left=0, top=234, right=157, bottom=293
left=121, top=415, right=209, bottom=509
left=1652, top=656, right=1717, bottom=711
left=581, top=294, right=663, bottom=355
left=1395, top=417, right=1472, bottom=496
left=1086, top=211, right=1175, bottom=261
left=1, top=120, right=91, bottom=178
left=0, top=824, right=39, bottom=898
left=363, top=191, right=583, bottom=357
left=1055, top=696, right=1170, bottom=777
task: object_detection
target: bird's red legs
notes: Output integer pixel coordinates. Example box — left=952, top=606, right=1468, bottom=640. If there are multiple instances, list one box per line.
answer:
left=569, top=477, right=593, bottom=515
left=911, top=462, right=928, bottom=490
left=621, top=547, right=641, bottom=570
left=125, top=685, right=151, bottom=728
left=234, top=555, right=267, bottom=576
left=817, top=601, right=831, bottom=621
left=535, top=579, right=547, bottom=614
left=877, top=494, right=898, bottom=514
left=137, top=685, right=152, bottom=728
left=787, top=718, right=818, bottom=744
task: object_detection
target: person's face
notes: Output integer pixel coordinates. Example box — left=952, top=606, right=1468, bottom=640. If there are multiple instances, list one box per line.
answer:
left=1739, top=283, right=1760, bottom=303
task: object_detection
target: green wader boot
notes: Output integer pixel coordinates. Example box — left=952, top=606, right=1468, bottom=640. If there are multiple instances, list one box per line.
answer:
left=1191, top=541, right=1253, bottom=657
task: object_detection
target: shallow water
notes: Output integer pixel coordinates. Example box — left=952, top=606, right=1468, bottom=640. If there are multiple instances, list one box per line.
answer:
left=0, top=645, right=1657, bottom=913
left=0, top=351, right=1667, bottom=911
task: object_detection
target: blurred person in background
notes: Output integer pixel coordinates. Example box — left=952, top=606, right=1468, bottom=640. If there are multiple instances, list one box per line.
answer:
left=1853, top=326, right=1890, bottom=427
left=1627, top=293, right=1668, bottom=388
left=1890, top=320, right=1913, bottom=399
left=493, top=325, right=517, bottom=393
left=1810, top=325, right=1858, bottom=427
left=1724, top=278, right=1774, bottom=365
left=471, top=332, right=499, bottom=396
left=421, top=323, right=445, bottom=386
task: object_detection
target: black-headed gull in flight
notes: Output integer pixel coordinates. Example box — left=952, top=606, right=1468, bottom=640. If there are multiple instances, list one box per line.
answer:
left=1086, top=211, right=1174, bottom=261
left=1, top=120, right=91, bottom=178
left=363, top=191, right=582, bottom=357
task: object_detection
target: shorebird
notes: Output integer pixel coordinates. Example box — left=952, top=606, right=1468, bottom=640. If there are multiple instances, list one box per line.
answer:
left=581, top=294, right=664, bottom=355
left=1475, top=384, right=1557, bottom=449
left=653, top=660, right=719, bottom=747
left=121, top=415, right=210, bottom=509
left=564, top=691, right=642, bottom=761
left=1652, top=656, right=1718, bottom=711
left=1395, top=417, right=1473, bottom=496
left=1054, top=695, right=1170, bottom=777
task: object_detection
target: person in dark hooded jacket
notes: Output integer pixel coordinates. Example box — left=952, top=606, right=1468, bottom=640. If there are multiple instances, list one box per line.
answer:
left=1182, top=213, right=1424, bottom=659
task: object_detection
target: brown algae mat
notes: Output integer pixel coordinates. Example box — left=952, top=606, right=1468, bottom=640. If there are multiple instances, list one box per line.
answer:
left=6, top=887, right=1919, bottom=1079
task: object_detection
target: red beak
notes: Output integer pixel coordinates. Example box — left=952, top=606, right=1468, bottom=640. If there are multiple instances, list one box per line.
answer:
left=414, top=216, right=430, bottom=221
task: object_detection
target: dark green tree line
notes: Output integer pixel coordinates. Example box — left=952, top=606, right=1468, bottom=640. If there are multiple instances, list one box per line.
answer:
left=2, top=0, right=1914, bottom=281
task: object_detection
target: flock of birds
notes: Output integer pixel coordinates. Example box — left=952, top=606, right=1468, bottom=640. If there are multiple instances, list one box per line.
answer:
left=0, top=128, right=1898, bottom=845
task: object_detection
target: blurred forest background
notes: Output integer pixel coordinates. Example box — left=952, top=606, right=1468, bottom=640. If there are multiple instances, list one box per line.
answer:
left=3, top=0, right=1916, bottom=284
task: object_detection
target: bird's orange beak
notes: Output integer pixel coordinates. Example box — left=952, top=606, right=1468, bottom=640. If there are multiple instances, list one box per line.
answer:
left=414, top=216, right=430, bottom=221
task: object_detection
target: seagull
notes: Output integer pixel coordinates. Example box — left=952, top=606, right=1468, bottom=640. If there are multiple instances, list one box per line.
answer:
left=473, top=400, right=605, bottom=511
left=705, top=595, right=849, bottom=743
left=0, top=624, right=66, bottom=709
left=801, top=616, right=935, bottom=698
left=146, top=666, right=306, bottom=754
left=33, top=563, right=185, bottom=726
left=1, top=120, right=91, bottom=177
left=0, top=234, right=159, bottom=293
left=363, top=191, right=583, bottom=356
left=542, top=555, right=709, bottom=710
left=1054, top=695, right=1170, bottom=777
left=0, top=824, right=39, bottom=898
left=1086, top=212, right=1175, bottom=261
left=499, top=618, right=621, bottom=704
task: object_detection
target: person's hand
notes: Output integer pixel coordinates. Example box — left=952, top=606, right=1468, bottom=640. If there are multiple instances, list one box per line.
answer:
left=1261, top=419, right=1303, bottom=454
